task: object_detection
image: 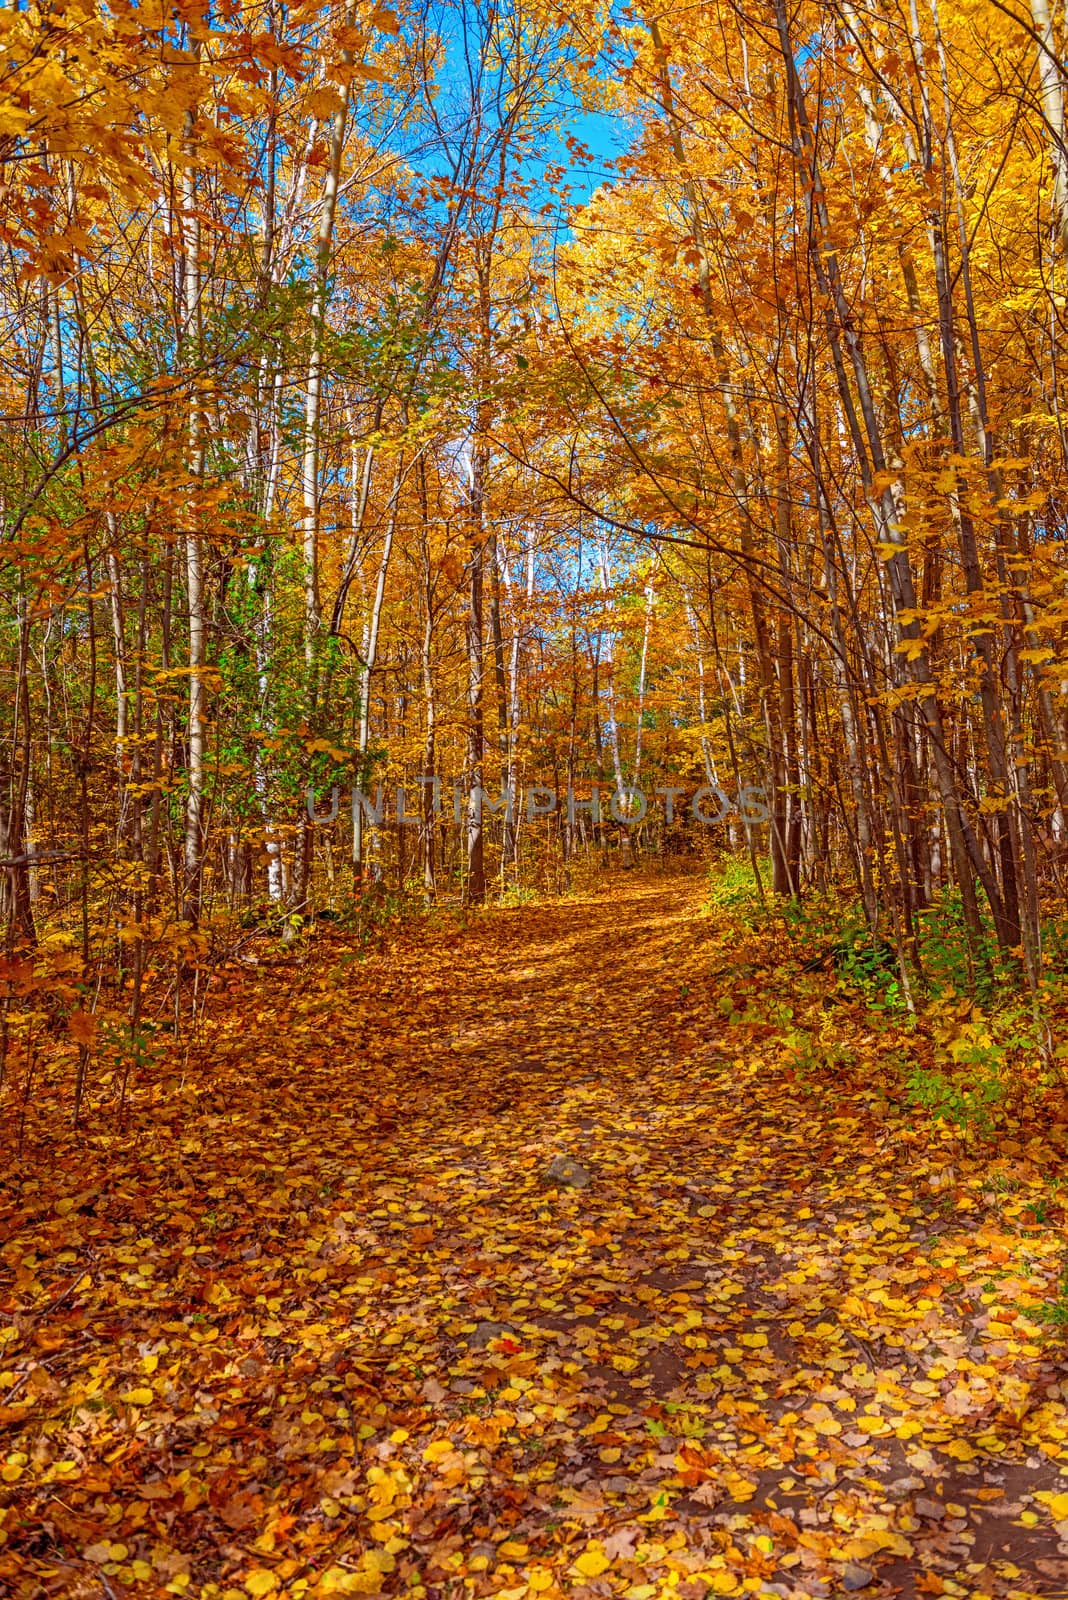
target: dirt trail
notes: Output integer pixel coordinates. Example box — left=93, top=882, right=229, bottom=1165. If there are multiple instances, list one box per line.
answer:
left=2, top=871, right=1067, bottom=1599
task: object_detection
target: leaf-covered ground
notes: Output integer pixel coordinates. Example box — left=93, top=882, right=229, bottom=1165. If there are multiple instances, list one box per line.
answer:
left=3, top=872, right=1068, bottom=1599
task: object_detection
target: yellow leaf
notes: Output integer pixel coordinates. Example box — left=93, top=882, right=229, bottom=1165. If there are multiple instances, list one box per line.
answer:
left=804, top=1403, right=841, bottom=1436
left=318, top=1569, right=363, bottom=1595
left=245, top=1573, right=278, bottom=1597
left=943, top=1439, right=977, bottom=1461
left=573, top=1544, right=611, bottom=1578
left=0, top=106, right=30, bottom=136
left=120, top=1387, right=154, bottom=1406
left=856, top=1414, right=891, bottom=1435
left=583, top=1412, right=611, bottom=1435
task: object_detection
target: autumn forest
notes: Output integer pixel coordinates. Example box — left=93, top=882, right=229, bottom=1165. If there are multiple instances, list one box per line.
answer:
left=5, top=0, right=1068, bottom=1595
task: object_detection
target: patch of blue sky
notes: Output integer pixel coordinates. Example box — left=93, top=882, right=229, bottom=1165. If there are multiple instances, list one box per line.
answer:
left=543, top=106, right=634, bottom=207
left=399, top=0, right=636, bottom=221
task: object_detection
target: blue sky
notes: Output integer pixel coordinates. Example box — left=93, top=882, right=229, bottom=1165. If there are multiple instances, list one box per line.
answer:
left=412, top=0, right=637, bottom=216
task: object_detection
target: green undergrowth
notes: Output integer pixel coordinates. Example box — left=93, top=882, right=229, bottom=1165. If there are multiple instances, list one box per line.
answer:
left=702, top=856, right=1066, bottom=1142
left=703, top=857, right=1068, bottom=1329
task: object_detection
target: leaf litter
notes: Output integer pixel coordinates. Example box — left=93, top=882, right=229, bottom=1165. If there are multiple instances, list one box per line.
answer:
left=2, top=876, right=1068, bottom=1599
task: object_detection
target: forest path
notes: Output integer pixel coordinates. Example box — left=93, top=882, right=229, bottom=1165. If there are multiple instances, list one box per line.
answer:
left=3, top=870, right=1068, bottom=1599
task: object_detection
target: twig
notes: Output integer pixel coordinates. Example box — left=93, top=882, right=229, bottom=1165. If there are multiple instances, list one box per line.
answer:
left=0, top=850, right=81, bottom=869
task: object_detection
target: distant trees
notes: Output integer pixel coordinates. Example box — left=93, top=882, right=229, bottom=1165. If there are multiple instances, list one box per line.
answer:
left=3, top=0, right=1068, bottom=996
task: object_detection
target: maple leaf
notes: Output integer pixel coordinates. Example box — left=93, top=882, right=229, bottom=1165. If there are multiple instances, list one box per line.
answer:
left=67, top=1009, right=97, bottom=1047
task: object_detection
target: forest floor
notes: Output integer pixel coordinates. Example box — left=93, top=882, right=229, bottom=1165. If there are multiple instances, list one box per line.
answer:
left=3, top=869, right=1068, bottom=1600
